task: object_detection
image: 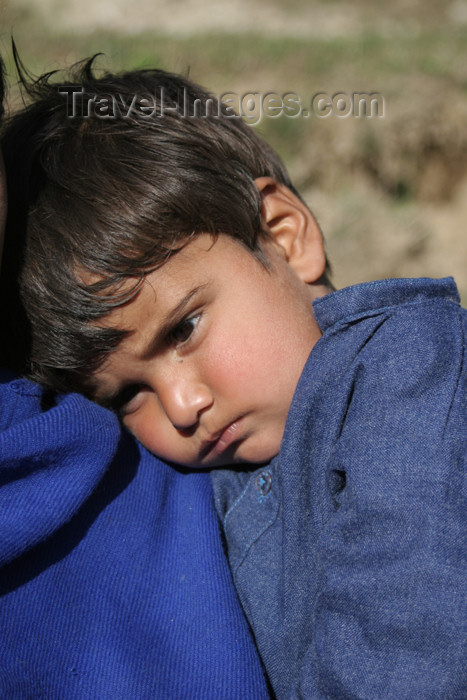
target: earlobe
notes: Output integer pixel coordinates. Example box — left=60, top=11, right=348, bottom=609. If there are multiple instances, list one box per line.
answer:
left=254, top=177, right=326, bottom=284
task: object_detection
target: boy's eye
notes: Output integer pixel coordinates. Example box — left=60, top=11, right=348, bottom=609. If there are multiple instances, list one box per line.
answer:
left=112, top=384, right=144, bottom=414
left=170, top=314, right=200, bottom=345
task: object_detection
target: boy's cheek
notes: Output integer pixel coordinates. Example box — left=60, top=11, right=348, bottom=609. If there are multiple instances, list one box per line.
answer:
left=122, top=401, right=192, bottom=465
left=123, top=402, right=160, bottom=448
left=124, top=412, right=171, bottom=460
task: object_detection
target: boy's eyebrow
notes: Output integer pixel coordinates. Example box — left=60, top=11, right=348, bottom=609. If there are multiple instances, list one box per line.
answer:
left=95, top=283, right=210, bottom=407
left=139, top=283, right=209, bottom=360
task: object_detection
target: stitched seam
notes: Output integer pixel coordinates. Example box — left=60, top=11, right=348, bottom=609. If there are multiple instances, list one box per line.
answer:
left=222, top=470, right=262, bottom=528
left=231, top=504, right=280, bottom=573
left=443, top=306, right=465, bottom=435
left=321, top=297, right=460, bottom=337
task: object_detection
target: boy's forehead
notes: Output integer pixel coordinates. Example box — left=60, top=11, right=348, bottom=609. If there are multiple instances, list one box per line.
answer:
left=98, top=234, right=260, bottom=334
left=98, top=235, right=219, bottom=327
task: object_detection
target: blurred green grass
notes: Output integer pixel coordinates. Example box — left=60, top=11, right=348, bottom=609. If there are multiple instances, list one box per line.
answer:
left=4, top=23, right=467, bottom=87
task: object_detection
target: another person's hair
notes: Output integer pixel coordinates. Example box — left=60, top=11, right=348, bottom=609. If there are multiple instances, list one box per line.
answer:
left=0, top=57, right=330, bottom=395
left=0, top=56, right=5, bottom=122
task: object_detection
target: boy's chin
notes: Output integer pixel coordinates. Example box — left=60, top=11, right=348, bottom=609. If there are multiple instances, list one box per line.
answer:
left=206, top=445, right=281, bottom=470
left=160, top=448, right=280, bottom=472
left=141, top=428, right=283, bottom=471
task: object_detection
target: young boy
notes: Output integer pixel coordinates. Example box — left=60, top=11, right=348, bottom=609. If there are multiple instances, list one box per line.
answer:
left=0, top=57, right=269, bottom=699
left=2, top=59, right=465, bottom=698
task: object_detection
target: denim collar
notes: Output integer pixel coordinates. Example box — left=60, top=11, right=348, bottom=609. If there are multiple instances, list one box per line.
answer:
left=313, top=277, right=460, bottom=334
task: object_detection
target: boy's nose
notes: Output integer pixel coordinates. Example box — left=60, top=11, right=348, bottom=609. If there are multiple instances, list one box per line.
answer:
left=157, top=375, right=213, bottom=430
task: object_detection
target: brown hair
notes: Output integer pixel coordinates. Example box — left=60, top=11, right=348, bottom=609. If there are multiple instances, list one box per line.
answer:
left=0, top=56, right=329, bottom=395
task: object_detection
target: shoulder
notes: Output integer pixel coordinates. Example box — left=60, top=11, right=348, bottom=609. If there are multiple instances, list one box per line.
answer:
left=362, top=284, right=463, bottom=388
left=316, top=277, right=464, bottom=404
left=0, top=369, right=119, bottom=436
left=0, top=371, right=43, bottom=429
left=308, top=279, right=466, bottom=469
left=0, top=371, right=122, bottom=488
left=330, top=284, right=466, bottom=496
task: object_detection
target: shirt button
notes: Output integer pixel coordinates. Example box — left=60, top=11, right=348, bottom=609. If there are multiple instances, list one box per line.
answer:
left=256, top=470, right=272, bottom=496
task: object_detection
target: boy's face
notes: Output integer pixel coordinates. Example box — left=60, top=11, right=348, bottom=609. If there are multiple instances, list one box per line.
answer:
left=92, top=233, right=324, bottom=468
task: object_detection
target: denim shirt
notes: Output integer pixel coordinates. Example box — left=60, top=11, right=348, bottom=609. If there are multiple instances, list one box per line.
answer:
left=211, top=277, right=466, bottom=699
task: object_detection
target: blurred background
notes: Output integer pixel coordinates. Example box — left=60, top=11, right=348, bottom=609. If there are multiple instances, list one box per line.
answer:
left=1, top=0, right=466, bottom=299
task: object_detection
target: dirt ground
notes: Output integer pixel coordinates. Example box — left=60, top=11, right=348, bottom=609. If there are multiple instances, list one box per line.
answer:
left=10, top=0, right=464, bottom=36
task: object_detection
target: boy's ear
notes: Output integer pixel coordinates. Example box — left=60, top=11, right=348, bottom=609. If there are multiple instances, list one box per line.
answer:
left=255, top=176, right=326, bottom=283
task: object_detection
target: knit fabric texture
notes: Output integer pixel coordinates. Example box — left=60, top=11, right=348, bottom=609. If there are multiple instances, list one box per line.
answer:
left=0, top=372, right=269, bottom=699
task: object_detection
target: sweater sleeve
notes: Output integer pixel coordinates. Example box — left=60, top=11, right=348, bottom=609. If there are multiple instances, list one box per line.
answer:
left=299, top=302, right=467, bottom=698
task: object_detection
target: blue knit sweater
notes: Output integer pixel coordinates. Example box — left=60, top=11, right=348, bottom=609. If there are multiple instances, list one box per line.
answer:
left=0, top=370, right=269, bottom=699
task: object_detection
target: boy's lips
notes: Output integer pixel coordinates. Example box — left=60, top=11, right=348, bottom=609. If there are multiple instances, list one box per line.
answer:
left=200, top=418, right=244, bottom=460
